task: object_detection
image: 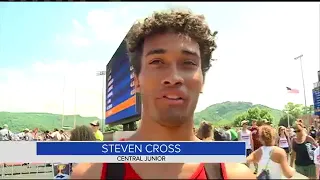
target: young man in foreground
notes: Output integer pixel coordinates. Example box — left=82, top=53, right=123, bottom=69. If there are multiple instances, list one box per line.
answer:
left=71, top=9, right=255, bottom=179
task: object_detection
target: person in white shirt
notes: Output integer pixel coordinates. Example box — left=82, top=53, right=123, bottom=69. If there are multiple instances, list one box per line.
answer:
left=277, top=126, right=291, bottom=160
left=0, top=124, right=13, bottom=141
left=50, top=128, right=62, bottom=141
left=247, top=125, right=295, bottom=179
left=24, top=128, right=34, bottom=141
left=238, top=120, right=254, bottom=166
left=17, top=131, right=25, bottom=141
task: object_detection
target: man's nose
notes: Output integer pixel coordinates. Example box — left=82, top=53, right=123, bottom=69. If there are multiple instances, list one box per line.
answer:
left=161, top=67, right=184, bottom=87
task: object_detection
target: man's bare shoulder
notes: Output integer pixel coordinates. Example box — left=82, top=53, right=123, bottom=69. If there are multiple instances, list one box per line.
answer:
left=71, top=163, right=102, bottom=179
left=225, top=163, right=256, bottom=179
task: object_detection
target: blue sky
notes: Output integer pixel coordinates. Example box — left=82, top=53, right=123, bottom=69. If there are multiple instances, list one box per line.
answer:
left=0, top=2, right=319, bottom=118
left=0, top=2, right=250, bottom=67
left=0, top=3, right=119, bottom=68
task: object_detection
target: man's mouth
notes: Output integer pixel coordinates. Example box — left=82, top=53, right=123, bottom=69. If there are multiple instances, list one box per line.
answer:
left=161, top=95, right=185, bottom=105
left=163, top=95, right=183, bottom=100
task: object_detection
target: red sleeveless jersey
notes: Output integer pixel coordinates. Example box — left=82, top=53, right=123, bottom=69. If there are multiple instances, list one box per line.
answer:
left=100, top=139, right=227, bottom=179
left=101, top=162, right=228, bottom=179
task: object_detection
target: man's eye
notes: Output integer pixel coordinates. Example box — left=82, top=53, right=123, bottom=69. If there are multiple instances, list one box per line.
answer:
left=184, top=60, right=197, bottom=66
left=149, top=59, right=163, bottom=64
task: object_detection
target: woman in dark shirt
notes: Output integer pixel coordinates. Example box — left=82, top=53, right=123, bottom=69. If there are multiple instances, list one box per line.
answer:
left=290, top=120, right=318, bottom=179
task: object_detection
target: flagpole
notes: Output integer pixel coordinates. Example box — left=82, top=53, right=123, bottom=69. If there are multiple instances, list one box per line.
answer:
left=294, top=54, right=307, bottom=114
left=286, top=90, right=290, bottom=127
left=287, top=111, right=290, bottom=128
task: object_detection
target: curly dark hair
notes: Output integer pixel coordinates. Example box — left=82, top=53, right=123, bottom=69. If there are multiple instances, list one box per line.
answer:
left=126, top=8, right=218, bottom=79
left=196, top=121, right=214, bottom=140
left=70, top=125, right=96, bottom=141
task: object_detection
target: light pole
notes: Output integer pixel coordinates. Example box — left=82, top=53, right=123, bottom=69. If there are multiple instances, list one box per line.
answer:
left=294, top=54, right=307, bottom=114
left=286, top=110, right=290, bottom=128
left=61, top=76, right=66, bottom=129
left=96, top=70, right=106, bottom=132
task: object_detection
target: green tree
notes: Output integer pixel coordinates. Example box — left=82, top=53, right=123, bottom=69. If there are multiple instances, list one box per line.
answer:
left=278, top=102, right=315, bottom=127
left=233, top=107, right=274, bottom=126
left=233, top=113, right=247, bottom=126
left=278, top=114, right=296, bottom=127
left=283, top=102, right=303, bottom=118
left=104, top=125, right=122, bottom=132
left=302, top=105, right=314, bottom=115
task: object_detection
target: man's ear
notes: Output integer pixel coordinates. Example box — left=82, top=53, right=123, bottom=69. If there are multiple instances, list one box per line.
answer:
left=134, top=74, right=140, bottom=93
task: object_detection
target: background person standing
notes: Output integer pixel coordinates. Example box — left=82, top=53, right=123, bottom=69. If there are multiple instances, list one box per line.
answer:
left=24, top=128, right=34, bottom=141
left=309, top=125, right=317, bottom=139
left=247, top=125, right=295, bottom=179
left=277, top=126, right=291, bottom=160
left=50, top=128, right=62, bottom=141
left=90, top=120, right=103, bottom=141
left=0, top=124, right=13, bottom=141
left=249, top=119, right=261, bottom=174
left=224, top=125, right=238, bottom=141
left=238, top=120, right=254, bottom=167
left=290, top=120, right=318, bottom=179
left=196, top=121, right=214, bottom=141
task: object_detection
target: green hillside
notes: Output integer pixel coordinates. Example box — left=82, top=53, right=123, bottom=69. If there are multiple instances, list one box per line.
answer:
left=194, top=101, right=283, bottom=126
left=0, top=102, right=283, bottom=132
left=0, top=112, right=99, bottom=132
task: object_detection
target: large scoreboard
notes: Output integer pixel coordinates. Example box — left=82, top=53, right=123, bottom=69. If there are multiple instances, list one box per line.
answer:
left=105, top=40, right=141, bottom=125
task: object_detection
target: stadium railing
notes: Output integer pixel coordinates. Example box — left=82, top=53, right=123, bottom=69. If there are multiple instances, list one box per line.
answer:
left=0, top=162, right=52, bottom=178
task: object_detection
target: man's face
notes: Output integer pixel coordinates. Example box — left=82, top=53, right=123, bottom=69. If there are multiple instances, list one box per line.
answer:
left=242, top=123, right=248, bottom=129
left=136, top=32, right=203, bottom=127
left=252, top=121, right=257, bottom=127
left=90, top=125, right=98, bottom=131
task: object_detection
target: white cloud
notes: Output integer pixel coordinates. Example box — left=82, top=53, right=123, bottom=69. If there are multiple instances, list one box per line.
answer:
left=85, top=3, right=154, bottom=44
left=195, top=2, right=319, bottom=112
left=1, top=4, right=154, bottom=118
left=54, top=19, right=91, bottom=47
left=70, top=35, right=91, bottom=47
left=86, top=10, right=116, bottom=42
left=0, top=60, right=106, bottom=118
left=72, top=19, right=85, bottom=34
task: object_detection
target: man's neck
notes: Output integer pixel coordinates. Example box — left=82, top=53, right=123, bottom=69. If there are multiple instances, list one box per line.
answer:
left=130, top=116, right=198, bottom=141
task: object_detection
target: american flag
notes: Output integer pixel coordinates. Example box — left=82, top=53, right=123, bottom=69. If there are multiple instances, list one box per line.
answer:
left=286, top=87, right=299, bottom=94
